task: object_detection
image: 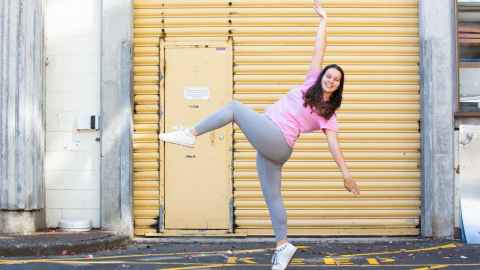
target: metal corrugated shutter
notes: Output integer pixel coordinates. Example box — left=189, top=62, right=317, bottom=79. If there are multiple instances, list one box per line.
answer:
left=132, top=20, right=163, bottom=235
left=133, top=0, right=420, bottom=236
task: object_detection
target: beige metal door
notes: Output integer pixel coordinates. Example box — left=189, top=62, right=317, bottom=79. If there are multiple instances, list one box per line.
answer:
left=164, top=40, right=233, bottom=230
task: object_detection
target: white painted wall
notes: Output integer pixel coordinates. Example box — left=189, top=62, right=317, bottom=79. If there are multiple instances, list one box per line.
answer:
left=460, top=67, right=480, bottom=98
left=45, top=0, right=101, bottom=228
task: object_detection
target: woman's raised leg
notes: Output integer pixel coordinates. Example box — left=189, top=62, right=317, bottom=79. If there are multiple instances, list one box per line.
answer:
left=194, top=100, right=291, bottom=163
left=161, top=100, right=291, bottom=163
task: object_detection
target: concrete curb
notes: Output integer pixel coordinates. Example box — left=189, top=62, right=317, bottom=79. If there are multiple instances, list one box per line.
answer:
left=0, top=233, right=130, bottom=257
left=134, top=236, right=424, bottom=244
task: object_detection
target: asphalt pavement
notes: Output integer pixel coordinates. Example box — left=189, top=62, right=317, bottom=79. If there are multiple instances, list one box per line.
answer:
left=0, top=238, right=479, bottom=269
left=0, top=231, right=129, bottom=257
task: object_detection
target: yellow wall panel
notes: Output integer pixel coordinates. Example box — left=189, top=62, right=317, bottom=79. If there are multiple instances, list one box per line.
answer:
left=134, top=180, right=159, bottom=189
left=235, top=45, right=418, bottom=55
left=235, top=180, right=420, bottom=189
left=234, top=94, right=419, bottom=103
left=234, top=171, right=420, bottom=180
left=235, top=199, right=421, bottom=208
left=235, top=84, right=420, bottom=94
left=235, top=36, right=419, bottom=45
left=235, top=151, right=420, bottom=161
left=134, top=123, right=159, bottom=132
left=237, top=209, right=420, bottom=218
left=235, top=141, right=420, bottom=151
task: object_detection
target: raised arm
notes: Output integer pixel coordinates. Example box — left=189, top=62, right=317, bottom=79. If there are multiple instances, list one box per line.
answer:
left=309, top=0, right=328, bottom=71
left=325, top=129, right=360, bottom=195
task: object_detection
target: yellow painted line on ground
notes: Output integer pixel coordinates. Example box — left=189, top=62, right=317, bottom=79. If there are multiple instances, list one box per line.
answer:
left=379, top=258, right=396, bottom=263
left=291, top=258, right=305, bottom=265
left=5, top=245, right=308, bottom=265
left=0, top=260, right=22, bottom=265
left=160, top=263, right=232, bottom=270
left=2, top=260, right=480, bottom=270
left=0, top=246, right=279, bottom=265
left=0, top=243, right=466, bottom=269
left=339, top=243, right=458, bottom=258
left=32, top=261, right=480, bottom=268
left=411, top=265, right=449, bottom=270
left=84, top=247, right=270, bottom=261
left=324, top=257, right=354, bottom=265
left=0, top=258, right=53, bottom=264
left=225, top=256, right=257, bottom=264
left=82, top=245, right=309, bottom=262
left=241, top=257, right=256, bottom=264
left=324, top=257, right=336, bottom=265
left=324, top=256, right=396, bottom=266
left=50, top=260, right=237, bottom=269
left=431, top=265, right=449, bottom=269
left=0, top=243, right=457, bottom=265
left=226, top=256, right=237, bottom=264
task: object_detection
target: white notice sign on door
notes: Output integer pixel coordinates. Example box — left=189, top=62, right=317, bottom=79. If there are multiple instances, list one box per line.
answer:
left=184, top=87, right=210, bottom=100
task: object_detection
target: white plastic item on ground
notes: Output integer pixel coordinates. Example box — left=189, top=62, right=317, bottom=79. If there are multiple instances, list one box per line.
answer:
left=58, top=219, right=92, bottom=232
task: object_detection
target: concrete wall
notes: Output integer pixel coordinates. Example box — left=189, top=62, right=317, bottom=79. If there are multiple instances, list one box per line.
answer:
left=44, top=0, right=101, bottom=228
left=100, top=0, right=134, bottom=236
left=0, top=0, right=46, bottom=233
left=419, top=0, right=457, bottom=238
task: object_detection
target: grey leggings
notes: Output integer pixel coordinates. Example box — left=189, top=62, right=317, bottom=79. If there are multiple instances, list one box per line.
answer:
left=194, top=100, right=292, bottom=241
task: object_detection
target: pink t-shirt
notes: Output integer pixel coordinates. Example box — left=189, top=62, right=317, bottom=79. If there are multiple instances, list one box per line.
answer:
left=265, top=68, right=339, bottom=148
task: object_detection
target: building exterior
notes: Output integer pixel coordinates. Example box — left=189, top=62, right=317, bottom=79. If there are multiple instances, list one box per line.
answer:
left=0, top=0, right=466, bottom=239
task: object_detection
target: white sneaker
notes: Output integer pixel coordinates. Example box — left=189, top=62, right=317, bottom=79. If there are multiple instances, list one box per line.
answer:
left=159, top=128, right=196, bottom=148
left=271, top=242, right=297, bottom=270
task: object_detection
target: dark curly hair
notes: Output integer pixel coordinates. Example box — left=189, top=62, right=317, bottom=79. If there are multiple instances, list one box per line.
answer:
left=303, top=64, right=344, bottom=120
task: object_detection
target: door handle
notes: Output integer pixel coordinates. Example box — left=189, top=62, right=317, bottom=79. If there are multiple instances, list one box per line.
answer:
left=188, top=105, right=199, bottom=109
left=185, top=154, right=196, bottom=158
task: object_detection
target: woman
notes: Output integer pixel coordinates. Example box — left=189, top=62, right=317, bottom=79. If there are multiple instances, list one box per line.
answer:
left=159, top=1, right=360, bottom=269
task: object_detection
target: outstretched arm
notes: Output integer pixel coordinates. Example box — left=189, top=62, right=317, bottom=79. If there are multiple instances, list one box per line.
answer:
left=325, top=129, right=360, bottom=195
left=309, top=0, right=328, bottom=71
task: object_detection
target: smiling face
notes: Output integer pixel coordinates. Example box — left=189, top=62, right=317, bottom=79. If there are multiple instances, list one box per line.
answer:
left=303, top=64, right=345, bottom=119
left=321, top=67, right=342, bottom=94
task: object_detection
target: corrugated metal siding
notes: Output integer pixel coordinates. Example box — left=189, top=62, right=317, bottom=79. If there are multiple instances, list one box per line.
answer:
left=132, top=35, right=162, bottom=235
left=0, top=0, right=45, bottom=211
left=133, top=0, right=420, bottom=236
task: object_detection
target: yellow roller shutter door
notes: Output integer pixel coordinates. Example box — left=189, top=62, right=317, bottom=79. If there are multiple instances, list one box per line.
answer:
left=132, top=0, right=420, bottom=236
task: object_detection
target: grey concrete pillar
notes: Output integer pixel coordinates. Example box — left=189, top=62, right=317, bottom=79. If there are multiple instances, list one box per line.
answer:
left=100, top=0, right=134, bottom=236
left=419, top=0, right=457, bottom=238
left=0, top=0, right=46, bottom=233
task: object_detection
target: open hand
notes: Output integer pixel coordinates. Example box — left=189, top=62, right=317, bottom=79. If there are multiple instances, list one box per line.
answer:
left=343, top=176, right=360, bottom=195
left=314, top=0, right=327, bottom=19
